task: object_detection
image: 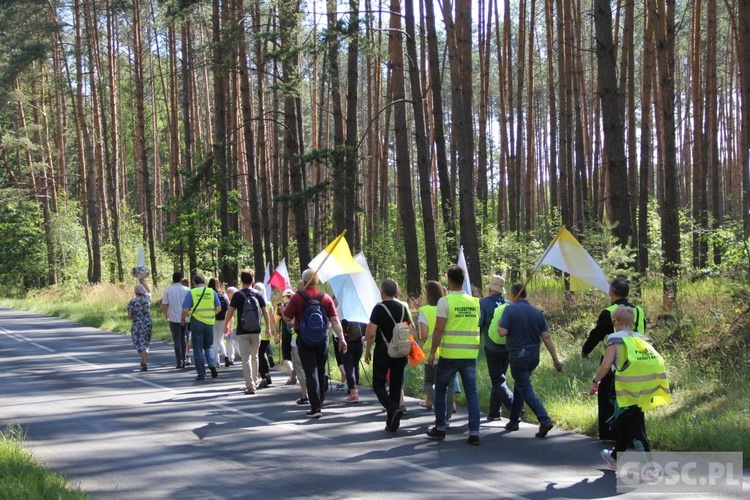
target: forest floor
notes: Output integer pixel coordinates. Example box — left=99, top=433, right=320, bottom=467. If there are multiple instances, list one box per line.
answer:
left=2, top=276, right=748, bottom=465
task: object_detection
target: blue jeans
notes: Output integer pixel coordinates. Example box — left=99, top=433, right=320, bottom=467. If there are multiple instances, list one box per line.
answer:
left=509, top=349, right=551, bottom=426
left=434, top=358, right=480, bottom=435
left=169, top=321, right=187, bottom=365
left=190, top=320, right=216, bottom=377
left=485, top=347, right=513, bottom=415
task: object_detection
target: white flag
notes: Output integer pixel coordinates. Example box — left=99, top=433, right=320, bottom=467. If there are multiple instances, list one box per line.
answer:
left=457, top=245, right=473, bottom=295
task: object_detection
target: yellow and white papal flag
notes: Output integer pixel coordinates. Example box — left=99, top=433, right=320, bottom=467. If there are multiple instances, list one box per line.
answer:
left=534, top=227, right=610, bottom=294
left=308, top=230, right=366, bottom=283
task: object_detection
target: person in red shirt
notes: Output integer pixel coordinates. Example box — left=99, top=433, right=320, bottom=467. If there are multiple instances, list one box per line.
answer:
left=282, top=269, right=345, bottom=418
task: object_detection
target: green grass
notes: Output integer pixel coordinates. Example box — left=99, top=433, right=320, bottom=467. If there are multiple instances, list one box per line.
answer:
left=0, top=425, right=87, bottom=500
left=3, top=277, right=750, bottom=465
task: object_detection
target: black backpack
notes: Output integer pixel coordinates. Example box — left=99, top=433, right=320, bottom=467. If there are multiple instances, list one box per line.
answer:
left=216, top=293, right=229, bottom=321
left=297, top=291, right=329, bottom=346
left=239, top=289, right=262, bottom=333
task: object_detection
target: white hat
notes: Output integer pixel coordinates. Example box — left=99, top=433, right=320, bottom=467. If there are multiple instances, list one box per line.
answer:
left=487, top=275, right=506, bottom=294
left=282, top=288, right=294, bottom=297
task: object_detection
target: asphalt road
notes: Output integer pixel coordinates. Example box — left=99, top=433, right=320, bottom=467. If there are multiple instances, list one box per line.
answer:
left=0, top=307, right=746, bottom=499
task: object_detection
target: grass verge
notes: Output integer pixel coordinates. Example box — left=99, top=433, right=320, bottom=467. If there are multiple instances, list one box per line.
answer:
left=0, top=425, right=87, bottom=500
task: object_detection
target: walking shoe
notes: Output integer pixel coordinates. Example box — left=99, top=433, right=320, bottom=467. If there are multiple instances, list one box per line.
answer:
left=265, top=375, right=272, bottom=386
left=244, top=388, right=255, bottom=395
left=258, top=379, right=269, bottom=389
left=140, top=363, right=148, bottom=372
left=536, top=421, right=554, bottom=438
left=504, top=422, right=519, bottom=431
left=225, top=358, right=232, bottom=368
left=425, top=427, right=446, bottom=440
left=600, top=449, right=617, bottom=470
left=486, top=413, right=502, bottom=421
left=389, top=409, right=404, bottom=432
left=195, top=375, right=206, bottom=381
left=185, top=358, right=192, bottom=366
left=176, top=364, right=183, bottom=369
left=285, top=376, right=296, bottom=385
left=209, top=366, right=218, bottom=379
left=296, top=397, right=309, bottom=405
left=306, top=408, right=322, bottom=418
left=466, top=435, right=480, bottom=446
left=445, top=420, right=451, bottom=429
left=345, top=395, right=359, bottom=403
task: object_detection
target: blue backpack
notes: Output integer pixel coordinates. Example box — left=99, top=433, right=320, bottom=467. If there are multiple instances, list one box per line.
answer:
left=297, top=291, right=329, bottom=346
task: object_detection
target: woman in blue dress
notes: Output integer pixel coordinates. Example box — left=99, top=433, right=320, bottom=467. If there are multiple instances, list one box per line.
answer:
left=127, top=283, right=153, bottom=371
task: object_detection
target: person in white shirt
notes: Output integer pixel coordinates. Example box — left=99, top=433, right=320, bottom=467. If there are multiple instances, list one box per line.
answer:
left=162, top=271, right=190, bottom=368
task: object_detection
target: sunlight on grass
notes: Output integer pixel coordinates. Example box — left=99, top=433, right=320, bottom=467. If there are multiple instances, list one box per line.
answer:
left=0, top=425, right=87, bottom=499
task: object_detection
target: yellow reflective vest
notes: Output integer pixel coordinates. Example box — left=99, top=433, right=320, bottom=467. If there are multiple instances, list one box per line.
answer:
left=487, top=303, right=509, bottom=346
left=190, top=287, right=216, bottom=325
left=420, top=305, right=439, bottom=356
left=440, top=294, right=480, bottom=359
left=600, top=303, right=646, bottom=356
left=610, top=330, right=670, bottom=411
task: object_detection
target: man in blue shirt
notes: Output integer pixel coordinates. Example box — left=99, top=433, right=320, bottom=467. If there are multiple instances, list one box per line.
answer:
left=479, top=275, right=512, bottom=421
left=499, top=284, right=563, bottom=438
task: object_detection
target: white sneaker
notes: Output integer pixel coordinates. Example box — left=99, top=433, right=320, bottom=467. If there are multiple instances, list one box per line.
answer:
left=600, top=449, right=617, bottom=470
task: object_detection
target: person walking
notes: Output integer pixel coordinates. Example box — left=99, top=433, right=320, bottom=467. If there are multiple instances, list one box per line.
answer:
left=127, top=284, right=152, bottom=371
left=582, top=277, right=646, bottom=441
left=276, top=288, right=296, bottom=384
left=224, top=286, right=239, bottom=366
left=479, top=275, right=513, bottom=421
left=208, top=278, right=230, bottom=368
left=223, top=270, right=272, bottom=394
left=282, top=269, right=345, bottom=418
left=364, top=279, right=413, bottom=431
left=418, top=280, right=456, bottom=425
left=341, top=319, right=365, bottom=403
left=254, top=282, right=278, bottom=388
left=425, top=266, right=482, bottom=445
left=181, top=274, right=221, bottom=381
left=162, top=272, right=190, bottom=368
left=592, top=306, right=668, bottom=470
left=499, top=284, right=563, bottom=438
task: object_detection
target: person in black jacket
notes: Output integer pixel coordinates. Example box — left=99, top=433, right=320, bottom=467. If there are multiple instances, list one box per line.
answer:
left=582, top=277, right=645, bottom=441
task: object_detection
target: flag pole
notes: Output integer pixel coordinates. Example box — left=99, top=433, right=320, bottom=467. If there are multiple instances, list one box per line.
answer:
left=304, top=229, right=347, bottom=288
left=513, top=226, right=566, bottom=302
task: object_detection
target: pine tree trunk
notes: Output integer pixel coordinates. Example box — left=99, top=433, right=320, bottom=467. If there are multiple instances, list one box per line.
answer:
left=594, top=0, right=632, bottom=249
left=446, top=0, right=482, bottom=290
left=638, top=0, right=656, bottom=274
left=389, top=0, right=421, bottom=296
left=424, top=0, right=457, bottom=258
left=74, top=0, right=101, bottom=283
left=657, top=0, right=680, bottom=307
left=344, top=0, right=360, bottom=248
left=544, top=0, right=559, bottom=213
left=405, top=0, right=438, bottom=281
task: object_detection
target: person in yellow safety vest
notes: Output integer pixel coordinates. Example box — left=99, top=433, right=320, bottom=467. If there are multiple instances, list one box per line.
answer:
left=418, top=280, right=456, bottom=424
left=590, top=305, right=669, bottom=470
left=425, top=265, right=482, bottom=445
left=181, top=274, right=222, bottom=381
left=582, top=277, right=645, bottom=441
left=483, top=275, right=513, bottom=421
